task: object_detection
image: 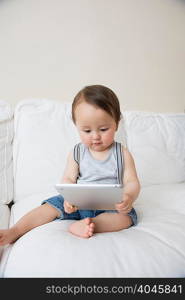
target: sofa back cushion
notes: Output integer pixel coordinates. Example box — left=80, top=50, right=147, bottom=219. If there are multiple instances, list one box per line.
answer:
left=124, top=111, right=185, bottom=186
left=0, top=100, right=14, bottom=204
left=13, top=99, right=185, bottom=202
left=13, top=99, right=126, bottom=202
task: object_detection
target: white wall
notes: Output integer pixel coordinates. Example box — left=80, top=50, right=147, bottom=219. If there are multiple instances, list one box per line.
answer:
left=0, top=0, right=185, bottom=112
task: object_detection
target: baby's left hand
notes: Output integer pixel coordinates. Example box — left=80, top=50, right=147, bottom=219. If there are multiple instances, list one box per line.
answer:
left=115, top=193, right=133, bottom=214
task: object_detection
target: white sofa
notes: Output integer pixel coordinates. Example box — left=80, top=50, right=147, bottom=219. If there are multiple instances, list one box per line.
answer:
left=0, top=98, right=185, bottom=278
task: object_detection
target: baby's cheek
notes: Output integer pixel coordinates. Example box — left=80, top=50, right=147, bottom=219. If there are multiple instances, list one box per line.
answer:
left=104, top=136, right=114, bottom=145
left=80, top=134, right=88, bottom=143
left=80, top=135, right=90, bottom=145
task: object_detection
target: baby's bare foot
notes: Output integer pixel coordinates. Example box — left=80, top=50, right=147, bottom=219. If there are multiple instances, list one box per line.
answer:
left=69, top=218, right=95, bottom=238
left=0, top=228, right=20, bottom=246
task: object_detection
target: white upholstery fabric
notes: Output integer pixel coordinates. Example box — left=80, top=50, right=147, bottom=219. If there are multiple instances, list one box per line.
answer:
left=0, top=98, right=185, bottom=278
left=124, top=111, right=185, bottom=186
left=0, top=204, right=10, bottom=259
left=0, top=204, right=10, bottom=230
left=13, top=98, right=126, bottom=202
left=1, top=183, right=185, bottom=277
left=0, top=100, right=13, bottom=204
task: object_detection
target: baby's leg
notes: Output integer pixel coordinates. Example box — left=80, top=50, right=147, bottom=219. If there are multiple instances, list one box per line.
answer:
left=0, top=204, right=59, bottom=246
left=69, top=212, right=131, bottom=238
left=92, top=212, right=132, bottom=233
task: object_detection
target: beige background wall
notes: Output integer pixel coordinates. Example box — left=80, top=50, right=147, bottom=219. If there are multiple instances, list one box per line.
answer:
left=0, top=0, right=185, bottom=112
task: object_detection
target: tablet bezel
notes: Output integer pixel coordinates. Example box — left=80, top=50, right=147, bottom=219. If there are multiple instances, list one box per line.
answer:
left=55, top=183, right=123, bottom=210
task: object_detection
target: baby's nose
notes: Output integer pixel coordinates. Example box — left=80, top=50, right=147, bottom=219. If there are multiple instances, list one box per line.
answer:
left=92, top=131, right=100, bottom=139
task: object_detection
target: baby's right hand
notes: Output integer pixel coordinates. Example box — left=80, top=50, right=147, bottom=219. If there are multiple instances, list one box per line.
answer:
left=64, top=200, right=78, bottom=214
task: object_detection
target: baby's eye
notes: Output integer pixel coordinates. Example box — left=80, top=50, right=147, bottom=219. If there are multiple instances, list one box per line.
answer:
left=100, top=128, right=108, bottom=132
left=84, top=130, right=91, bottom=133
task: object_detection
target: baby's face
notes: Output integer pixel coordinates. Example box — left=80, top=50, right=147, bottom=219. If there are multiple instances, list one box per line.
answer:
left=74, top=101, right=117, bottom=152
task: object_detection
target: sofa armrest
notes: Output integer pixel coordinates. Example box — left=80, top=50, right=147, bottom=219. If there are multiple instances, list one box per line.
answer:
left=0, top=204, right=10, bottom=257
left=0, top=204, right=10, bottom=229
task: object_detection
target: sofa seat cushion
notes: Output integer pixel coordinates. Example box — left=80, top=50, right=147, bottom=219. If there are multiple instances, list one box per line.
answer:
left=1, top=183, right=185, bottom=277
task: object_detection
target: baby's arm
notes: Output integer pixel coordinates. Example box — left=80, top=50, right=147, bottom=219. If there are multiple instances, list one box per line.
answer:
left=60, top=150, right=79, bottom=184
left=60, top=150, right=79, bottom=213
left=115, top=147, right=140, bottom=214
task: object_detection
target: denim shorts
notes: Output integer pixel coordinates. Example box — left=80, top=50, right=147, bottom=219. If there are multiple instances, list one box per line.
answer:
left=41, top=194, right=137, bottom=226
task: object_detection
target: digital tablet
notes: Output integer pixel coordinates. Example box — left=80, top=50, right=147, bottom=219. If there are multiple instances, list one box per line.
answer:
left=55, top=183, right=123, bottom=210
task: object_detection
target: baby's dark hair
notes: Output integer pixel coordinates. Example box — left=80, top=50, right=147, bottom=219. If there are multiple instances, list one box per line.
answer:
left=72, top=85, right=121, bottom=126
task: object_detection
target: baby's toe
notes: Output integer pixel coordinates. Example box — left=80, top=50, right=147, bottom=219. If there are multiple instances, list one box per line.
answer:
left=90, top=223, right=95, bottom=230
left=88, top=223, right=95, bottom=234
left=84, top=217, right=91, bottom=225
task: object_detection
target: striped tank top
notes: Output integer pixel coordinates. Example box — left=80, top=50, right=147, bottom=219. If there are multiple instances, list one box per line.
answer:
left=73, top=142, right=124, bottom=185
